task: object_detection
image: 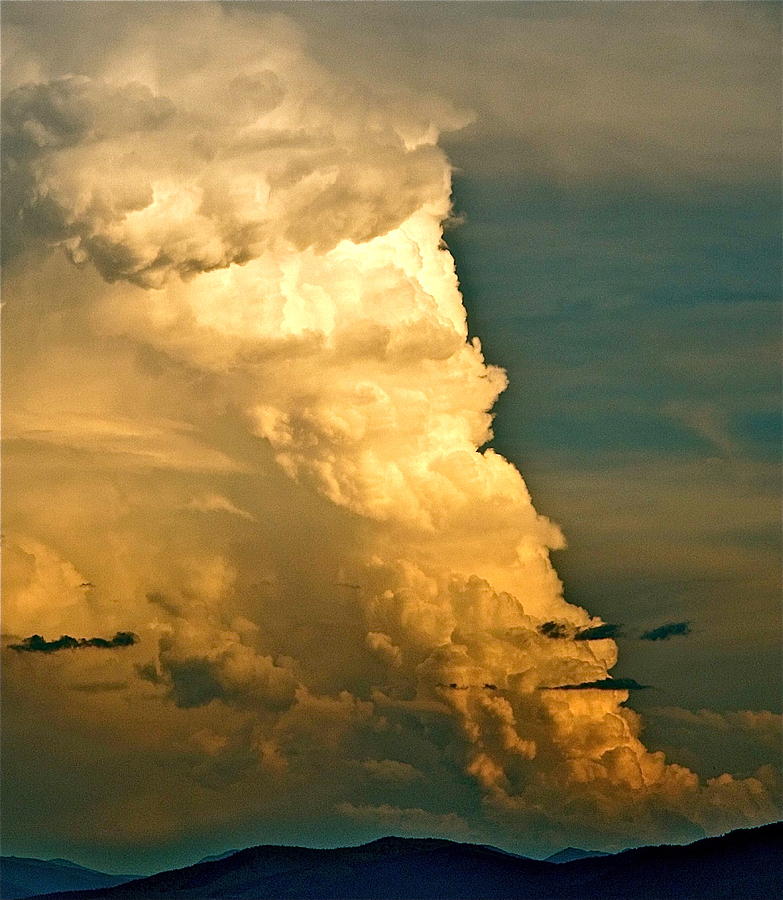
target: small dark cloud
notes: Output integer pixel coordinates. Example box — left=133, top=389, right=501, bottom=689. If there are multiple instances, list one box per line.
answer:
left=538, top=621, right=569, bottom=639
left=8, top=631, right=138, bottom=653
left=538, top=621, right=622, bottom=641
left=544, top=677, right=649, bottom=691
left=640, top=621, right=692, bottom=641
left=574, top=623, right=622, bottom=641
left=83, top=632, right=138, bottom=649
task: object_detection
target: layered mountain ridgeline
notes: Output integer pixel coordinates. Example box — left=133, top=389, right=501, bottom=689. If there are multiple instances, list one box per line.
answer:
left=543, top=847, right=609, bottom=864
left=18, top=822, right=783, bottom=900
left=194, top=852, right=239, bottom=865
left=0, top=857, right=138, bottom=899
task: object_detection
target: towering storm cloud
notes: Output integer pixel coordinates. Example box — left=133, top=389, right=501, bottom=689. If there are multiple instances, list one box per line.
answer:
left=2, top=5, right=779, bottom=862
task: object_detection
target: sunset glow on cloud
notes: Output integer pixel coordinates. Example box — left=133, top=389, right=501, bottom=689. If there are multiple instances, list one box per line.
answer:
left=2, top=2, right=779, bottom=871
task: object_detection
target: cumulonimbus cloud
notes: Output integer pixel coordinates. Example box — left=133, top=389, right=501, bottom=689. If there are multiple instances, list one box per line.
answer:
left=1, top=4, right=778, bottom=855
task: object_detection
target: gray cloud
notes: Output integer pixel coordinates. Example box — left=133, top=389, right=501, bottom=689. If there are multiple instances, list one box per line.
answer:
left=649, top=707, right=782, bottom=749
left=640, top=622, right=692, bottom=642
left=280, top=1, right=780, bottom=186
left=537, top=621, right=621, bottom=641
left=8, top=631, right=138, bottom=653
left=545, top=677, right=649, bottom=691
left=575, top=624, right=622, bottom=641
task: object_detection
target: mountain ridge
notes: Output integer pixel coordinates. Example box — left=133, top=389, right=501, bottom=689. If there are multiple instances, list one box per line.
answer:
left=0, top=857, right=138, bottom=900
left=544, top=846, right=610, bottom=863
left=11, top=821, right=783, bottom=900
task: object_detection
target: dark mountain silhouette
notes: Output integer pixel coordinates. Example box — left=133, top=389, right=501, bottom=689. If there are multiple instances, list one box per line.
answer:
left=0, top=857, right=138, bottom=899
left=544, top=846, right=609, bottom=863
left=19, top=821, right=783, bottom=900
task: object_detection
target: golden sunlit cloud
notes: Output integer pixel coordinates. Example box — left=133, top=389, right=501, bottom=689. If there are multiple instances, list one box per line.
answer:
left=2, top=3, right=779, bottom=861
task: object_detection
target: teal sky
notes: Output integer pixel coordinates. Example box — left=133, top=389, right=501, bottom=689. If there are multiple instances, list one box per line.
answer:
left=448, top=177, right=781, bottom=718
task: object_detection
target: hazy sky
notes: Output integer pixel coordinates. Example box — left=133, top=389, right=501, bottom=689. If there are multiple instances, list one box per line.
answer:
left=2, top=1, right=780, bottom=874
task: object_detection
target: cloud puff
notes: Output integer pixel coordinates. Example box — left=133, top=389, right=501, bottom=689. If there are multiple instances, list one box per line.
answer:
left=138, top=610, right=298, bottom=712
left=1, top=536, right=94, bottom=637
left=2, top=55, right=460, bottom=288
